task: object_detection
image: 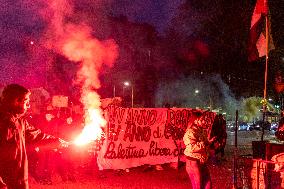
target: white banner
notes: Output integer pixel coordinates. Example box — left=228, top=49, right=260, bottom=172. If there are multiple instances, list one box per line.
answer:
left=97, top=106, right=216, bottom=170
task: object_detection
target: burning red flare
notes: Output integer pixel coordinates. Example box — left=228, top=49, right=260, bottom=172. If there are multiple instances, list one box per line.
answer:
left=74, top=108, right=106, bottom=145
left=40, top=0, right=118, bottom=145
left=59, top=25, right=118, bottom=145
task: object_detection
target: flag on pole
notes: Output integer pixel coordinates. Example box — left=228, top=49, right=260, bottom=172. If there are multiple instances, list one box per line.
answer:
left=248, top=0, right=274, bottom=62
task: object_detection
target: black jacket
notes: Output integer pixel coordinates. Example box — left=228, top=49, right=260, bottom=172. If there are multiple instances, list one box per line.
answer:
left=0, top=110, right=60, bottom=189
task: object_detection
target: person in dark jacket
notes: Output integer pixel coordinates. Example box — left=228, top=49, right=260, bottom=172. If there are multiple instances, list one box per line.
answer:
left=209, top=114, right=227, bottom=163
left=0, top=84, right=68, bottom=189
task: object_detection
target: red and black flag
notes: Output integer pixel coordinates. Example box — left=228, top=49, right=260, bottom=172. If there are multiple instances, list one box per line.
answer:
left=247, top=0, right=274, bottom=62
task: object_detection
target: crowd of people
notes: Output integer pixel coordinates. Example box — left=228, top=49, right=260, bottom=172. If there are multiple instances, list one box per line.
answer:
left=26, top=95, right=87, bottom=185
left=0, top=83, right=230, bottom=189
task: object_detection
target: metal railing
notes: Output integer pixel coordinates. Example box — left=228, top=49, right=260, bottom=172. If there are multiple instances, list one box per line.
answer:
left=236, top=156, right=283, bottom=189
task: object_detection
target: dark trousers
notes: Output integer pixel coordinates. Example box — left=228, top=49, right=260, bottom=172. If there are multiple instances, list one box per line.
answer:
left=186, top=158, right=212, bottom=189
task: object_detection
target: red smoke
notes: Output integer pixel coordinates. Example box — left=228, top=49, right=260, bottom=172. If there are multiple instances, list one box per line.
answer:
left=40, top=0, right=119, bottom=144
left=194, top=40, right=209, bottom=57
left=182, top=40, right=210, bottom=63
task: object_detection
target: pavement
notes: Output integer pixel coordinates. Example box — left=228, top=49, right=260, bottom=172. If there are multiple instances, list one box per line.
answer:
left=29, top=130, right=282, bottom=189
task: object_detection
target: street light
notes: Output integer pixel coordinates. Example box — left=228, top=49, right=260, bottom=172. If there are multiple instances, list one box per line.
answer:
left=113, top=82, right=130, bottom=97
left=124, top=81, right=130, bottom=86
left=124, top=81, right=133, bottom=108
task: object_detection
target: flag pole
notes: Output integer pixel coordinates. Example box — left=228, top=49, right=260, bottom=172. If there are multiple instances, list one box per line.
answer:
left=261, top=0, right=269, bottom=141
left=263, top=16, right=269, bottom=101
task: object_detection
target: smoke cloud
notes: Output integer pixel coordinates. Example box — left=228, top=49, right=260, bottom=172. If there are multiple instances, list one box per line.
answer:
left=155, top=74, right=239, bottom=117
left=37, top=0, right=119, bottom=143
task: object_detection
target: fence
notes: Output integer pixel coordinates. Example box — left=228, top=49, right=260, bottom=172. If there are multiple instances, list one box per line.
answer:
left=236, top=156, right=283, bottom=189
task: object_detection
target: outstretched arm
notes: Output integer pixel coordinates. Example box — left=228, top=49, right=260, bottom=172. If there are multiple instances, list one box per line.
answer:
left=24, top=120, right=68, bottom=148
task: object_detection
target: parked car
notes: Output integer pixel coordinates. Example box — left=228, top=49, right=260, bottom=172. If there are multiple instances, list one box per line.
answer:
left=227, top=122, right=252, bottom=131
left=249, top=121, right=271, bottom=131
left=238, top=122, right=250, bottom=131
left=270, top=122, right=279, bottom=131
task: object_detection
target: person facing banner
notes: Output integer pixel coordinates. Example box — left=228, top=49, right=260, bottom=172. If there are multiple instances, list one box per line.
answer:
left=209, top=114, right=227, bottom=163
left=183, top=111, right=216, bottom=189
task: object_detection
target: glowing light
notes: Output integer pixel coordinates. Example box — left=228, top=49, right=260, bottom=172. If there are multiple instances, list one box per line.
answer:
left=41, top=0, right=118, bottom=147
left=74, top=108, right=106, bottom=146
left=30, top=41, right=34, bottom=45
left=58, top=27, right=117, bottom=146
left=124, top=81, right=130, bottom=86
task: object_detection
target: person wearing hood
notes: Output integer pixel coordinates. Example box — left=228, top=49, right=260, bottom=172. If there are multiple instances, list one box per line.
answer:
left=0, top=84, right=68, bottom=189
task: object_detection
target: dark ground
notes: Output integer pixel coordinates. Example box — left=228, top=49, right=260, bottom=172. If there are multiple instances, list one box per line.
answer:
left=29, top=131, right=281, bottom=189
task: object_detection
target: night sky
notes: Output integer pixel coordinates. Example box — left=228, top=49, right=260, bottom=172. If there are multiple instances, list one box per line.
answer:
left=0, top=0, right=283, bottom=103
left=0, top=0, right=183, bottom=87
left=109, top=0, right=183, bottom=34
